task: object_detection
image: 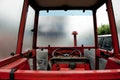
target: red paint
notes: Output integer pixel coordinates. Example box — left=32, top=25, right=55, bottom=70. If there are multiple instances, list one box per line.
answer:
left=96, top=49, right=113, bottom=58
left=106, top=0, right=120, bottom=56
left=72, top=31, right=78, bottom=47
left=0, top=0, right=120, bottom=80
left=106, top=58, right=120, bottom=69
left=51, top=63, right=90, bottom=71
left=16, top=0, right=29, bottom=54
left=0, top=58, right=30, bottom=70
left=0, top=69, right=120, bottom=80
left=93, top=10, right=99, bottom=70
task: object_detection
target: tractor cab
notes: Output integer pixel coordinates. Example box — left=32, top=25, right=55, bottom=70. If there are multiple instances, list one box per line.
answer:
left=0, top=0, right=120, bottom=80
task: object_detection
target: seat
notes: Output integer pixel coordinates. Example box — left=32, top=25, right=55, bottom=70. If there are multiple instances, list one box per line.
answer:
left=49, top=57, right=91, bottom=71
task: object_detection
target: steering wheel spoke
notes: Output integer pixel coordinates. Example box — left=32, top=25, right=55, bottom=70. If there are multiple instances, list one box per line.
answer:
left=54, top=52, right=62, bottom=56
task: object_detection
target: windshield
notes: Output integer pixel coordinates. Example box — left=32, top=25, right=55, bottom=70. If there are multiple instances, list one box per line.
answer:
left=37, top=10, right=94, bottom=47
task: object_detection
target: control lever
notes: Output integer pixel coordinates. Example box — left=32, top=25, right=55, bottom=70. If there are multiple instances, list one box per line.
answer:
left=72, top=31, right=78, bottom=47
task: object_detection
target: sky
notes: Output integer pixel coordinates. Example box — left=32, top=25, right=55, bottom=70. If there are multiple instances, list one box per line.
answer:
left=40, top=10, right=92, bottom=16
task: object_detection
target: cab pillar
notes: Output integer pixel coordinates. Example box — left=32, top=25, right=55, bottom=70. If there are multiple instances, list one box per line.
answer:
left=16, top=0, right=29, bottom=54
left=93, top=10, right=99, bottom=70
left=106, top=0, right=119, bottom=57
left=32, top=10, right=39, bottom=70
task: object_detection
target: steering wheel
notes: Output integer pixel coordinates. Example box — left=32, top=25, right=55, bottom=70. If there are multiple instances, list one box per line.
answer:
left=52, top=48, right=82, bottom=57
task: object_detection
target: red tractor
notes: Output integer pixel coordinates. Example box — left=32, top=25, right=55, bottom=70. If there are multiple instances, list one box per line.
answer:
left=0, top=0, right=120, bottom=80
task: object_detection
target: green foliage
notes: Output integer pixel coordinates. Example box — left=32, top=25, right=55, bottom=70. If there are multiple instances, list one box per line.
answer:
left=98, top=24, right=111, bottom=35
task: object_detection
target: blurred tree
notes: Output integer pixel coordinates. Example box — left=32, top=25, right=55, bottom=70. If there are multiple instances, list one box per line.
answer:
left=98, top=24, right=111, bottom=35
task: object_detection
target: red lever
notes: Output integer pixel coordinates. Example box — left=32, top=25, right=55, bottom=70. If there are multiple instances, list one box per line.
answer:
left=72, top=31, right=78, bottom=47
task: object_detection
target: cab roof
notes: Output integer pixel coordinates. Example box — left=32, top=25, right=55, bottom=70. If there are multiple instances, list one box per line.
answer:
left=29, top=0, right=106, bottom=10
